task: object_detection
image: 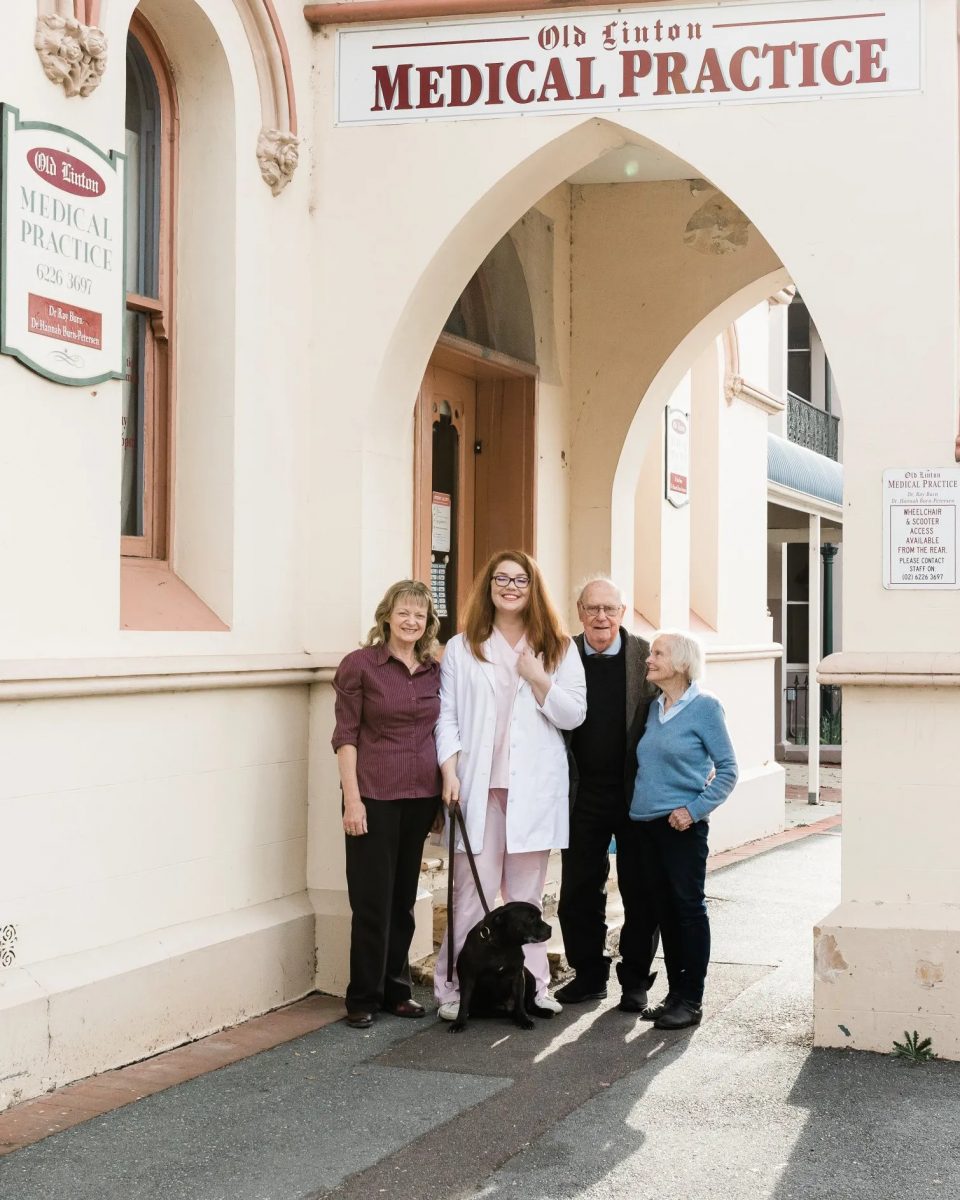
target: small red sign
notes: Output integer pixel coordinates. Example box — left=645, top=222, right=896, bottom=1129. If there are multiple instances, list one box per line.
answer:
left=28, top=293, right=102, bottom=350
left=26, top=147, right=106, bottom=197
left=669, top=472, right=688, bottom=494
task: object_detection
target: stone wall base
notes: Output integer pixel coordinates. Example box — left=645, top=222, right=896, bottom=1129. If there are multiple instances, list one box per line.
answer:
left=0, top=895, right=316, bottom=1112
left=814, top=902, right=960, bottom=1061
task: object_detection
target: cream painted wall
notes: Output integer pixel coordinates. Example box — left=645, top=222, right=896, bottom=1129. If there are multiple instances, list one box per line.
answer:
left=690, top=342, right=721, bottom=630
left=0, top=0, right=956, bottom=1092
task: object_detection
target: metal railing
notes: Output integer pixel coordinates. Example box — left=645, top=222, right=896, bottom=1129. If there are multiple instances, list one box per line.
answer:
left=787, top=392, right=840, bottom=461
left=785, top=674, right=842, bottom=746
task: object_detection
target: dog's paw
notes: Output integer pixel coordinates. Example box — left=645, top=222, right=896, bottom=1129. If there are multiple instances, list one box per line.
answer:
left=448, top=1023, right=467, bottom=1034
left=516, top=1017, right=535, bottom=1031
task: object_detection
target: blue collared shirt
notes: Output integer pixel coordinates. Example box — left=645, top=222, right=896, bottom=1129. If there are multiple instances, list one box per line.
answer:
left=583, top=631, right=622, bottom=658
left=657, top=680, right=701, bottom=723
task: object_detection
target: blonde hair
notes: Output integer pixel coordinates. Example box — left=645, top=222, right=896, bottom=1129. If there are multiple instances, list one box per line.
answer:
left=364, top=580, right=439, bottom=664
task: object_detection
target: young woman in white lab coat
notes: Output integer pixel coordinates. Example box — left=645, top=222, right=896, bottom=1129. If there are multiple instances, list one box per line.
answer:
left=434, top=550, right=587, bottom=1019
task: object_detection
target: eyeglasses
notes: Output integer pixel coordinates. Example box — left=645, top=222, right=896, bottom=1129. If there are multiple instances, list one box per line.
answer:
left=492, top=573, right=530, bottom=589
left=580, top=604, right=623, bottom=617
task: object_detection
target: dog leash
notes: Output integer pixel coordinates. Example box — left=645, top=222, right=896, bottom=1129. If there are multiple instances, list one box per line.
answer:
left=446, top=801, right=491, bottom=985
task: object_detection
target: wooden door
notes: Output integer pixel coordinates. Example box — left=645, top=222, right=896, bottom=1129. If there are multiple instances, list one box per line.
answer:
left=415, top=365, right=477, bottom=643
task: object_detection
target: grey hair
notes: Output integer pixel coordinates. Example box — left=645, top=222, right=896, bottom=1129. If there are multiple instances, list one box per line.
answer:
left=654, top=630, right=705, bottom=683
left=576, top=574, right=626, bottom=605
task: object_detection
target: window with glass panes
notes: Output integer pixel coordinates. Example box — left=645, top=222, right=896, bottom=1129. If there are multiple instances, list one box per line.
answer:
left=122, top=25, right=172, bottom=556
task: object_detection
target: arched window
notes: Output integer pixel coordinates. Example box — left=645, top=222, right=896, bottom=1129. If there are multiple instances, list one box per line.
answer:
left=121, top=19, right=175, bottom=558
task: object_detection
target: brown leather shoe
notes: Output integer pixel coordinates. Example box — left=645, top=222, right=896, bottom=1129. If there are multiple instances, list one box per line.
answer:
left=345, top=1011, right=373, bottom=1029
left=385, top=998, right=426, bottom=1019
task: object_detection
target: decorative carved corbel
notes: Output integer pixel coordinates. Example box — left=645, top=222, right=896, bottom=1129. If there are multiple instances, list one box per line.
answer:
left=725, top=373, right=786, bottom=414
left=35, top=14, right=108, bottom=98
left=256, top=128, right=300, bottom=195
left=768, top=284, right=797, bottom=307
left=683, top=193, right=750, bottom=255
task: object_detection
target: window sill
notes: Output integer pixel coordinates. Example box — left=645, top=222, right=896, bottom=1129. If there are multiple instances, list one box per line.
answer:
left=120, top=559, right=230, bottom=632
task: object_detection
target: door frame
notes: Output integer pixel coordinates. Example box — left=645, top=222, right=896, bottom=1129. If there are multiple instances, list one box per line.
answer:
left=414, top=332, right=538, bottom=617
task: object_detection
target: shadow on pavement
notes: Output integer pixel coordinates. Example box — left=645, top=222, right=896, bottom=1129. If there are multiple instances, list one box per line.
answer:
left=310, top=961, right=767, bottom=1200
left=770, top=1048, right=960, bottom=1200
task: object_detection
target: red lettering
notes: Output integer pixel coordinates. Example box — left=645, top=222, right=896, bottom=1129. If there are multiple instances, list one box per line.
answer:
left=485, top=61, right=505, bottom=105
left=577, top=56, right=604, bottom=100
left=371, top=63, right=412, bottom=111
left=506, top=60, right=536, bottom=104
left=620, top=50, right=652, bottom=97
left=729, top=45, right=760, bottom=92
left=655, top=52, right=689, bottom=96
left=761, top=42, right=796, bottom=89
left=799, top=41, right=818, bottom=87
left=417, top=65, right=445, bottom=108
left=538, top=57, right=574, bottom=102
left=857, top=37, right=888, bottom=84
left=822, top=40, right=854, bottom=86
left=692, top=47, right=730, bottom=94
left=449, top=63, right=483, bottom=107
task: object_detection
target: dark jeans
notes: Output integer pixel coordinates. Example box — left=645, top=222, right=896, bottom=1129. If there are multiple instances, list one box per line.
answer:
left=558, top=784, right=660, bottom=990
left=344, top=794, right=439, bottom=1013
left=631, top=815, right=710, bottom=1005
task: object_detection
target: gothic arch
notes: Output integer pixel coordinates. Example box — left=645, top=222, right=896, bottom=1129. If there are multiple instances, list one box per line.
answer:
left=35, top=0, right=299, bottom=193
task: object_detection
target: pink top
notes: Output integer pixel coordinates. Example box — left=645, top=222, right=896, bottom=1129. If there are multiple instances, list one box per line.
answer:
left=489, top=626, right=526, bottom=790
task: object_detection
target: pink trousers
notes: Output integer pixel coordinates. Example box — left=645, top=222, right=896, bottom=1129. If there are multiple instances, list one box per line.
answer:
left=434, top=790, right=551, bottom=1004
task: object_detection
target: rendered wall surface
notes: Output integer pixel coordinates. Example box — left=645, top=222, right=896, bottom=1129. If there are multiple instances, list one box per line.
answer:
left=0, top=0, right=958, bottom=1104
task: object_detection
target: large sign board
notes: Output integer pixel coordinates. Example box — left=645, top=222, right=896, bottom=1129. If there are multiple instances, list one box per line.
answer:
left=1, top=105, right=125, bottom=385
left=336, top=0, right=922, bottom=126
left=883, top=469, right=960, bottom=590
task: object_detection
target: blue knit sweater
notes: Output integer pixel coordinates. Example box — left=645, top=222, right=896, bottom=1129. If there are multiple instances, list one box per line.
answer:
left=629, top=692, right=739, bottom=824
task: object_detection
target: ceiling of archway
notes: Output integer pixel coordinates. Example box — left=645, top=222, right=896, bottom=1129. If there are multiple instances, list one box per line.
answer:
left=568, top=143, right=698, bottom=185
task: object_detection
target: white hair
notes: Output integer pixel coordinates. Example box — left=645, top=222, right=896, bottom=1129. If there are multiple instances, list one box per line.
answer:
left=654, top=630, right=705, bottom=683
left=575, top=574, right=626, bottom=605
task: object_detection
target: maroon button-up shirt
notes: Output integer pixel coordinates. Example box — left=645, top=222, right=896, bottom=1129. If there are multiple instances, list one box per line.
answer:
left=331, top=644, right=442, bottom=801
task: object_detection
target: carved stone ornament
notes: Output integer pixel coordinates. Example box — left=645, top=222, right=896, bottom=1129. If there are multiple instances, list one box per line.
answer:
left=683, top=193, right=751, bottom=256
left=257, top=128, right=300, bottom=196
left=35, top=15, right=108, bottom=98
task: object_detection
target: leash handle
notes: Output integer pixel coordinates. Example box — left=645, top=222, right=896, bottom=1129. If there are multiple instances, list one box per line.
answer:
left=445, top=800, right=492, bottom=986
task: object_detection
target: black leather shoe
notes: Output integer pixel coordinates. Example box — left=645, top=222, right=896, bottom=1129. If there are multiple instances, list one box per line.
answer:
left=385, top=998, right=426, bottom=1018
left=639, top=994, right=677, bottom=1022
left=346, top=1011, right=373, bottom=1029
left=555, top=976, right=608, bottom=1003
left=653, top=999, right=703, bottom=1030
left=617, top=987, right=650, bottom=1013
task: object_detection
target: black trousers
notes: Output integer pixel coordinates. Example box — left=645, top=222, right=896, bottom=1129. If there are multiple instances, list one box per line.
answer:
left=344, top=794, right=439, bottom=1013
left=631, top=815, right=710, bottom=1005
left=558, top=784, right=660, bottom=990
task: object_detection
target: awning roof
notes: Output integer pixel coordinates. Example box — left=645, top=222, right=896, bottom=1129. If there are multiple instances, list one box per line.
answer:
left=767, top=433, right=843, bottom=508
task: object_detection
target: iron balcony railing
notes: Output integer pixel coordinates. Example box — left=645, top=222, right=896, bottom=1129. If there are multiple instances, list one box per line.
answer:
left=787, top=392, right=840, bottom=461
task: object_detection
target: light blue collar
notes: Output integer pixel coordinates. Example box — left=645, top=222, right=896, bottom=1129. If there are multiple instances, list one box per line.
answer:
left=583, top=631, right=622, bottom=657
left=657, top=680, right=701, bottom=723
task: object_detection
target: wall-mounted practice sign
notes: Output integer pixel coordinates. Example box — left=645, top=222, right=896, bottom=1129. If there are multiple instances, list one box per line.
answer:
left=336, top=0, right=922, bottom=126
left=883, top=469, right=960, bottom=589
left=1, top=105, right=125, bottom=386
left=665, top=407, right=690, bottom=508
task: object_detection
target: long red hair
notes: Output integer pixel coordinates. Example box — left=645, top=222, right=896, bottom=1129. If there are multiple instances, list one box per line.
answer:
left=462, top=550, right=568, bottom=672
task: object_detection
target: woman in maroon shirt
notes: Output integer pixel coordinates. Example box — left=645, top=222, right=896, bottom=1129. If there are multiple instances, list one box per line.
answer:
left=332, top=579, right=442, bottom=1029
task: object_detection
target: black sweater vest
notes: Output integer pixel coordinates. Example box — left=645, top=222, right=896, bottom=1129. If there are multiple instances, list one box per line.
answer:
left=570, top=643, right=627, bottom=789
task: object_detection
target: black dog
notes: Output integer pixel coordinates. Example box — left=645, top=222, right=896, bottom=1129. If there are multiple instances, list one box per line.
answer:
left=449, top=901, right=553, bottom=1033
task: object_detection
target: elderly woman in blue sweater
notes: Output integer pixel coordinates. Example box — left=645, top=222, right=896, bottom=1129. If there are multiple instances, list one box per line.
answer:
left=628, top=631, right=738, bottom=1030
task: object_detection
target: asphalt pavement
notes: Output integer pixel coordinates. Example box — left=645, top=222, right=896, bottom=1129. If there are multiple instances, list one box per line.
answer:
left=2, top=826, right=958, bottom=1200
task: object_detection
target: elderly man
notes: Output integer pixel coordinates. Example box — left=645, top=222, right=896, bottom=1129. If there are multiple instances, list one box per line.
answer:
left=556, top=577, right=660, bottom=1010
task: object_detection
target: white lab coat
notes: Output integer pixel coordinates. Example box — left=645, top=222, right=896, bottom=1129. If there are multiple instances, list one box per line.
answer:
left=436, top=633, right=587, bottom=854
